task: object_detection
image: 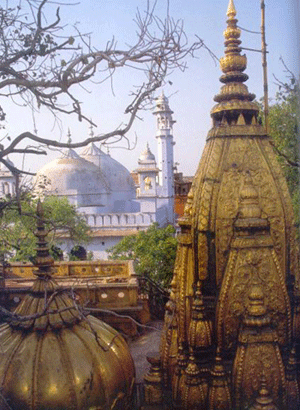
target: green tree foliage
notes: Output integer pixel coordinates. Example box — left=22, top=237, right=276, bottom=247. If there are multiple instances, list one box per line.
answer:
left=0, top=195, right=90, bottom=262
left=107, top=223, right=178, bottom=287
left=268, top=72, right=300, bottom=227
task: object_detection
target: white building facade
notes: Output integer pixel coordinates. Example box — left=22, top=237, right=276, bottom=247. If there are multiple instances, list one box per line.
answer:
left=0, top=159, right=17, bottom=198
left=15, top=92, right=176, bottom=259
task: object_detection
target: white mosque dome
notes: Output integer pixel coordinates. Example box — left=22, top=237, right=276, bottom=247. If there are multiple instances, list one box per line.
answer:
left=35, top=148, right=110, bottom=208
left=138, top=144, right=156, bottom=164
left=80, top=143, right=136, bottom=196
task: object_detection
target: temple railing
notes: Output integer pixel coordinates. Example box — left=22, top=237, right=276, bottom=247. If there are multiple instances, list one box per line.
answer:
left=137, top=274, right=169, bottom=320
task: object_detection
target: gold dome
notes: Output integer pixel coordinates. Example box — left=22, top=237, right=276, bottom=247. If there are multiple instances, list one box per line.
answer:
left=0, top=202, right=135, bottom=410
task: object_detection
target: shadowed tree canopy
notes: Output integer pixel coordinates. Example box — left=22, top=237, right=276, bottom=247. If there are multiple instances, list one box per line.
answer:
left=0, top=0, right=206, bottom=176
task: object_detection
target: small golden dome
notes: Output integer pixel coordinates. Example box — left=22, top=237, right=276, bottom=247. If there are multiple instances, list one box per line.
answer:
left=0, top=202, right=135, bottom=409
left=0, top=306, right=135, bottom=409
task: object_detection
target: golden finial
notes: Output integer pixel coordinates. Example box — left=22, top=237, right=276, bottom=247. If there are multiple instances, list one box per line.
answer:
left=221, top=1, right=244, bottom=73
left=210, top=0, right=258, bottom=126
left=227, top=0, right=237, bottom=18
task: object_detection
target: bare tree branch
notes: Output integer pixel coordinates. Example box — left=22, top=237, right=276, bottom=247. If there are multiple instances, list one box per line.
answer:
left=0, top=0, right=206, bottom=174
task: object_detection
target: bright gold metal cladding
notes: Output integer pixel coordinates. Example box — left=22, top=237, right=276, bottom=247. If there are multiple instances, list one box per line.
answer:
left=158, top=0, right=299, bottom=408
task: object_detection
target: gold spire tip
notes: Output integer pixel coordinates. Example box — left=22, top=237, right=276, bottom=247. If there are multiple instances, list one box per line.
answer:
left=227, top=0, right=237, bottom=17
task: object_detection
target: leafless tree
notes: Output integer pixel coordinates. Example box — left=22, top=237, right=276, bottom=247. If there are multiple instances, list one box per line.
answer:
left=0, top=0, right=205, bottom=175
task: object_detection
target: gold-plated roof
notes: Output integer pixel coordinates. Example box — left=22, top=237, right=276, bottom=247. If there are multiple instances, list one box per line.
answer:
left=158, top=1, right=300, bottom=408
left=0, top=201, right=135, bottom=410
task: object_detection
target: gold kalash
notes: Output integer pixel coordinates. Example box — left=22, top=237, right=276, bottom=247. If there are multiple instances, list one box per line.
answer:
left=145, top=0, right=300, bottom=408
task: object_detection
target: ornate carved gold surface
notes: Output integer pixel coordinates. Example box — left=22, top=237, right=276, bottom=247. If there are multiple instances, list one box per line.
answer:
left=249, top=379, right=280, bottom=410
left=192, top=135, right=298, bottom=290
left=157, top=0, right=300, bottom=408
left=179, top=352, right=208, bottom=410
left=216, top=175, right=292, bottom=350
left=188, top=282, right=212, bottom=349
left=232, top=286, right=286, bottom=409
left=208, top=351, right=232, bottom=410
left=286, top=347, right=300, bottom=409
left=171, top=344, right=188, bottom=407
left=160, top=274, right=179, bottom=386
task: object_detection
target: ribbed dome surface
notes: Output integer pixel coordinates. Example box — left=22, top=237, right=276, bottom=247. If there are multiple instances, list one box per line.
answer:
left=81, top=143, right=135, bottom=195
left=138, top=144, right=156, bottom=164
left=35, top=148, right=110, bottom=207
left=0, top=202, right=135, bottom=410
left=0, top=277, right=135, bottom=410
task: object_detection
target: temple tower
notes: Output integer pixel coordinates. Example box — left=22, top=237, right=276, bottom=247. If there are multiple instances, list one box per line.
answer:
left=158, top=0, right=300, bottom=408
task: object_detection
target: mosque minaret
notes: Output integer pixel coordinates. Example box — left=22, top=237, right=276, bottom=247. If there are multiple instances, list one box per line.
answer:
left=153, top=91, right=176, bottom=224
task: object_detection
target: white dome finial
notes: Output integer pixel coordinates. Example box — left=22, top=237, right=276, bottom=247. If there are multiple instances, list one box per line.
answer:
left=67, top=128, right=72, bottom=144
left=89, top=123, right=94, bottom=138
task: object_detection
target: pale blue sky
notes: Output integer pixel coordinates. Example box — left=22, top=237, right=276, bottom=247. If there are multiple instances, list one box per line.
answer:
left=2, top=0, right=299, bottom=176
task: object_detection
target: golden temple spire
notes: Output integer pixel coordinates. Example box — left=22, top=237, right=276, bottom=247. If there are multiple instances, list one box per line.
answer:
left=226, top=0, right=236, bottom=17
left=34, top=199, right=55, bottom=278
left=210, top=0, right=258, bottom=128
left=221, top=0, right=244, bottom=75
left=157, top=1, right=300, bottom=408
left=12, top=200, right=80, bottom=330
left=232, top=286, right=286, bottom=409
